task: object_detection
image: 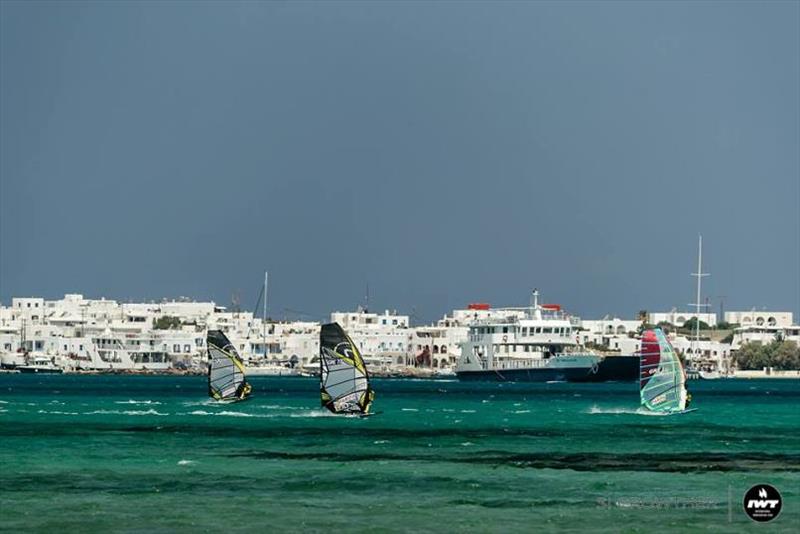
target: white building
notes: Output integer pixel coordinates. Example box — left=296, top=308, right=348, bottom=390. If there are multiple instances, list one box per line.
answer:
left=648, top=310, right=717, bottom=327
left=724, top=311, right=793, bottom=328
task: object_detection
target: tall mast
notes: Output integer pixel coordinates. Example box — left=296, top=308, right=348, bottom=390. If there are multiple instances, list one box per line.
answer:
left=264, top=271, right=269, bottom=360
left=689, top=235, right=709, bottom=355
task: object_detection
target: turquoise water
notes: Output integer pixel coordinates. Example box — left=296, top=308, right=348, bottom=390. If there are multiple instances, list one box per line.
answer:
left=1, top=376, right=798, bottom=533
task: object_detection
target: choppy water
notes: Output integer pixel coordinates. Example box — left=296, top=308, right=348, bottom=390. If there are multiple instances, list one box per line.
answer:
left=1, top=375, right=798, bottom=532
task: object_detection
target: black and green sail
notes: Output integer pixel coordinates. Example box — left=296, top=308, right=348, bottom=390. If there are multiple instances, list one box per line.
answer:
left=207, top=330, right=252, bottom=402
left=319, top=322, right=374, bottom=414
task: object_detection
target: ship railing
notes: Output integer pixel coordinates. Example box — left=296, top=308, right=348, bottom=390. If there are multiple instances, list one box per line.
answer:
left=482, top=358, right=549, bottom=370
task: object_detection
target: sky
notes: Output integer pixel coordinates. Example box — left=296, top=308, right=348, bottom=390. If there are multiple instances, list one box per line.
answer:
left=1, top=1, right=798, bottom=324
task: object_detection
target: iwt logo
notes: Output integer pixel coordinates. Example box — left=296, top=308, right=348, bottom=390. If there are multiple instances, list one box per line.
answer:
left=743, top=484, right=782, bottom=522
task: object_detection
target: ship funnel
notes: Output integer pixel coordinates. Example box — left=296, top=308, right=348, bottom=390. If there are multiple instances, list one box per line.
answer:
left=530, top=288, right=539, bottom=309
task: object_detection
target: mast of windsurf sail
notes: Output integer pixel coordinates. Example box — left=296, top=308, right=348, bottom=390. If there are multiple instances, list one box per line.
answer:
left=689, top=235, right=709, bottom=364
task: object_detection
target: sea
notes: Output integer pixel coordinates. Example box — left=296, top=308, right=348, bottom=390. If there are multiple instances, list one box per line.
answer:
left=0, top=375, right=798, bottom=533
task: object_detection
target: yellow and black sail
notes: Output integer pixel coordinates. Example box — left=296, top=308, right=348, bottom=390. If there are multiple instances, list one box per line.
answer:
left=319, top=322, right=374, bottom=414
left=207, top=330, right=252, bottom=402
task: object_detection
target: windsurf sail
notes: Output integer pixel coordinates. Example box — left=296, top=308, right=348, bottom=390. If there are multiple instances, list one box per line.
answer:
left=639, top=328, right=688, bottom=413
left=207, top=330, right=252, bottom=402
left=319, top=322, right=374, bottom=414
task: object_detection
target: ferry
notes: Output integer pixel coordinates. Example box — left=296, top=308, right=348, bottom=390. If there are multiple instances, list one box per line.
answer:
left=455, top=290, right=638, bottom=382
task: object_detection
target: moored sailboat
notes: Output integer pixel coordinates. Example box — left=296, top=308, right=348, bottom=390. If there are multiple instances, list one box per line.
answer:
left=639, top=329, right=694, bottom=414
left=319, top=322, right=375, bottom=415
left=207, top=330, right=252, bottom=402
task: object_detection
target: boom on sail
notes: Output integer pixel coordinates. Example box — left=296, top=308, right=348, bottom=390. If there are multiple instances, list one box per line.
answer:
left=207, top=330, right=252, bottom=402
left=319, top=322, right=374, bottom=415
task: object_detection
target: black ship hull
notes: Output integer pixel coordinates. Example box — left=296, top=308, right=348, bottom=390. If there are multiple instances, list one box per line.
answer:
left=456, top=355, right=639, bottom=383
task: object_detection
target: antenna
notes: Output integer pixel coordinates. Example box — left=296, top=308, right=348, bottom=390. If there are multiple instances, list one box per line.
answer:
left=688, top=235, right=710, bottom=356
left=365, top=282, right=370, bottom=313
left=715, top=295, right=727, bottom=324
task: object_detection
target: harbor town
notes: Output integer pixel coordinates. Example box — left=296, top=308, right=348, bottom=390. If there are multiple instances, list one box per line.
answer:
left=2, top=290, right=798, bottom=378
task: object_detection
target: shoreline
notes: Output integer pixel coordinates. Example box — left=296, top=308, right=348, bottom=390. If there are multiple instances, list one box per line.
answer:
left=4, top=368, right=800, bottom=380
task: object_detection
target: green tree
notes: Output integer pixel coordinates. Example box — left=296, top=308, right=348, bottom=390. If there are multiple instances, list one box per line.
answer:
left=154, top=316, right=181, bottom=330
left=733, top=341, right=800, bottom=371
left=682, top=317, right=710, bottom=332
left=772, top=341, right=800, bottom=370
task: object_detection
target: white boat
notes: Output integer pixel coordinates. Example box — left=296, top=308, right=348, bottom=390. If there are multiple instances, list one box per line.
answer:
left=698, top=369, right=722, bottom=380
left=245, top=364, right=300, bottom=376
left=456, top=289, right=636, bottom=382
left=17, top=354, right=64, bottom=374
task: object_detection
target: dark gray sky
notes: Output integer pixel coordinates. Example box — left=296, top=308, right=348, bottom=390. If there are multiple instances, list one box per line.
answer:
left=1, top=1, right=798, bottom=323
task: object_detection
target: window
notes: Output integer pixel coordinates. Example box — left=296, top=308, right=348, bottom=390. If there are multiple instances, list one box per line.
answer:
left=184, top=344, right=191, bottom=353
left=173, top=344, right=180, bottom=352
left=503, top=326, right=508, bottom=334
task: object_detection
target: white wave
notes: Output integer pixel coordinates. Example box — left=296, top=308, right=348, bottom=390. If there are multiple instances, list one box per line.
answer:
left=216, top=411, right=254, bottom=418
left=373, top=440, right=390, bottom=444
left=513, top=410, right=531, bottom=414
left=85, top=409, right=168, bottom=416
left=0, top=400, right=8, bottom=404
left=460, top=409, right=476, bottom=414
left=37, top=409, right=79, bottom=415
left=587, top=405, right=668, bottom=416
left=546, top=380, right=566, bottom=384
left=289, top=410, right=338, bottom=418
left=460, top=442, right=474, bottom=447
left=177, top=460, right=196, bottom=466
left=182, top=400, right=224, bottom=407
left=401, top=408, right=419, bottom=412
left=115, top=400, right=162, bottom=405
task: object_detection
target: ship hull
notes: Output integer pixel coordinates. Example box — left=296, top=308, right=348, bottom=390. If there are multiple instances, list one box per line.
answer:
left=456, top=367, right=592, bottom=382
left=576, top=355, right=639, bottom=382
left=455, top=355, right=639, bottom=383
left=17, top=366, right=64, bottom=374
